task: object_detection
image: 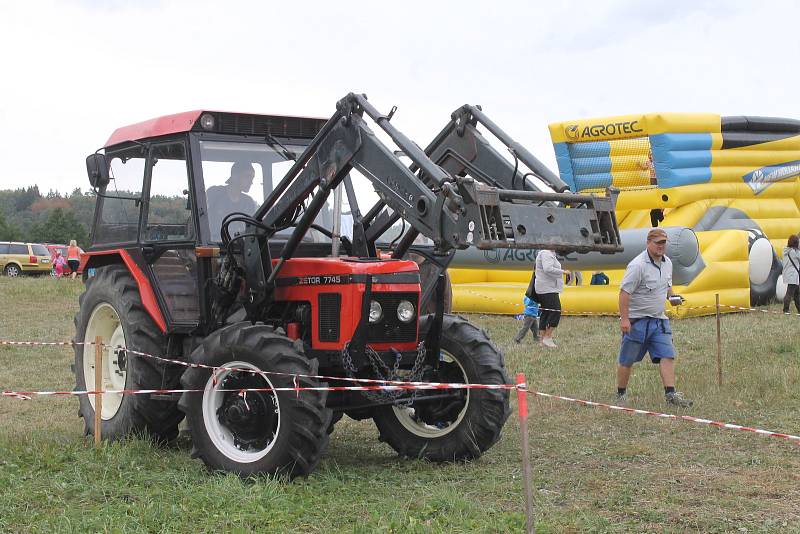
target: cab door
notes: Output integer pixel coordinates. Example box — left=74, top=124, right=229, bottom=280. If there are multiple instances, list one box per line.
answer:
left=141, top=140, right=200, bottom=331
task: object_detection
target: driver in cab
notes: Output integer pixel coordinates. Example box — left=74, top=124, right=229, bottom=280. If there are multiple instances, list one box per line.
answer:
left=207, top=162, right=258, bottom=239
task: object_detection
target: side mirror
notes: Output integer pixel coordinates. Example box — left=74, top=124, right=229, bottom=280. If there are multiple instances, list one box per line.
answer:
left=86, top=153, right=110, bottom=189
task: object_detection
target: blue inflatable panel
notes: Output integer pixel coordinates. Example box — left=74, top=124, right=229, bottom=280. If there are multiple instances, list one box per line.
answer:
left=650, top=133, right=712, bottom=152
left=651, top=133, right=712, bottom=188
left=553, top=142, right=576, bottom=191
left=572, top=156, right=612, bottom=175
left=662, top=150, right=713, bottom=170
left=569, top=141, right=611, bottom=158
left=574, top=172, right=613, bottom=190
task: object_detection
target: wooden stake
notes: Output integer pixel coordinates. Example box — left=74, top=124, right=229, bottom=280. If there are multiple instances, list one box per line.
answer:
left=715, top=294, right=722, bottom=387
left=94, top=335, right=103, bottom=447
left=515, top=372, right=535, bottom=534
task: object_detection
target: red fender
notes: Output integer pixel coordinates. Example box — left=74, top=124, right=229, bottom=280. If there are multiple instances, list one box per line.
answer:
left=81, top=250, right=167, bottom=333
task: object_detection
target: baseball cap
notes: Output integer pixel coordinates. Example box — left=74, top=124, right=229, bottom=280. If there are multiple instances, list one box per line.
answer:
left=647, top=228, right=668, bottom=242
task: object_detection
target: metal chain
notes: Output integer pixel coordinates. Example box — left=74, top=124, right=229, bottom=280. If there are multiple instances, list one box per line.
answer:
left=340, top=342, right=427, bottom=404
left=400, top=342, right=428, bottom=406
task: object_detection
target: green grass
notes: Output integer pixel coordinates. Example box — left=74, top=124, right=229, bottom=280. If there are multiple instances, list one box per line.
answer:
left=1, top=276, right=799, bottom=532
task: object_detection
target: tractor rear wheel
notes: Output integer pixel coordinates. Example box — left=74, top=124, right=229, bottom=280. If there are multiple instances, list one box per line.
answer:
left=73, top=265, right=184, bottom=442
left=178, top=323, right=332, bottom=479
left=372, top=314, right=511, bottom=461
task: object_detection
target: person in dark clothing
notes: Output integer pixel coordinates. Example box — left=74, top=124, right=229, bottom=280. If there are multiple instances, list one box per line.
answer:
left=649, top=208, right=664, bottom=228
left=782, top=234, right=800, bottom=313
left=590, top=271, right=609, bottom=285
left=207, top=162, right=258, bottom=240
left=535, top=249, right=570, bottom=348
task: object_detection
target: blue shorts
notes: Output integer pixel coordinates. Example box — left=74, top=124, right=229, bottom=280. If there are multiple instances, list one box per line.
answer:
left=618, top=317, right=675, bottom=366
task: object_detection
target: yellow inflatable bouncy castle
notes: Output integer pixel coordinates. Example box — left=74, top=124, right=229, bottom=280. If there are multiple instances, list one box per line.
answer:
left=449, top=113, right=800, bottom=317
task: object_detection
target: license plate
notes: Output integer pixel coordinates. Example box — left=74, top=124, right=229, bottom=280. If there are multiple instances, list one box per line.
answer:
left=41, top=259, right=49, bottom=264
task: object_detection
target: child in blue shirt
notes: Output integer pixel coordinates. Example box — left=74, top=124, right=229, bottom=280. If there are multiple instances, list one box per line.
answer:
left=514, top=273, right=540, bottom=343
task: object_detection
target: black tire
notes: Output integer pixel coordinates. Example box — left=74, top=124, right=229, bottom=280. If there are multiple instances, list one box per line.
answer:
left=73, top=265, right=184, bottom=442
left=372, top=314, right=511, bottom=461
left=178, top=323, right=332, bottom=479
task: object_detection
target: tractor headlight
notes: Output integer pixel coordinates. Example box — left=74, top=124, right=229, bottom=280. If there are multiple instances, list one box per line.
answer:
left=397, top=300, right=415, bottom=323
left=368, top=300, right=383, bottom=323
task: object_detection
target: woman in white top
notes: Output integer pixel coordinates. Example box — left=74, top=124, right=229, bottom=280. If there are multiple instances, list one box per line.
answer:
left=534, top=249, right=571, bottom=348
left=782, top=234, right=800, bottom=314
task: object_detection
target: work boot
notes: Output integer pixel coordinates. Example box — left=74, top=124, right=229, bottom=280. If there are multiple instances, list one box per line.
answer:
left=665, top=391, right=693, bottom=407
left=614, top=392, right=628, bottom=407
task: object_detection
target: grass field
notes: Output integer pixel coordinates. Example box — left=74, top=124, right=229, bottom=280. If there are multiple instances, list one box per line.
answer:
left=1, top=276, right=799, bottom=533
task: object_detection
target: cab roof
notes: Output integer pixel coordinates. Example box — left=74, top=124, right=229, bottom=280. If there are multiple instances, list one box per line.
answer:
left=104, top=110, right=328, bottom=148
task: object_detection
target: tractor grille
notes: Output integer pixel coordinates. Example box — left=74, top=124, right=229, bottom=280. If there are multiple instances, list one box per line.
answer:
left=318, top=293, right=341, bottom=342
left=209, top=112, right=326, bottom=139
left=366, top=292, right=419, bottom=344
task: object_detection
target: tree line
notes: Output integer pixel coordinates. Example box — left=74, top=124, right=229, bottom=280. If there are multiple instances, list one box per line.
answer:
left=0, top=187, right=188, bottom=248
left=0, top=187, right=92, bottom=247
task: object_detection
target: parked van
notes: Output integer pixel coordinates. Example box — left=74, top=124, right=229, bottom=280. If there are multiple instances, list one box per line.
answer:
left=0, top=242, right=52, bottom=276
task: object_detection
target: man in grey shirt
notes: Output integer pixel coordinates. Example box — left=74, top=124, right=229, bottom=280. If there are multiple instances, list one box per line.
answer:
left=616, top=228, right=693, bottom=407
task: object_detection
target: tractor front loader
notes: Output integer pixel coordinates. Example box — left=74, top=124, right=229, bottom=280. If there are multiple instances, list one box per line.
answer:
left=77, top=93, right=621, bottom=479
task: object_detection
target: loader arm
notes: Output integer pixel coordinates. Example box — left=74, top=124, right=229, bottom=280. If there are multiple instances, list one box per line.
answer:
left=422, top=104, right=569, bottom=193
left=261, top=93, right=620, bottom=255
left=236, top=92, right=622, bottom=305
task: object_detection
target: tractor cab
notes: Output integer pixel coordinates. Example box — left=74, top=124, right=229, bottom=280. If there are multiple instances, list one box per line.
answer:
left=88, top=110, right=336, bottom=243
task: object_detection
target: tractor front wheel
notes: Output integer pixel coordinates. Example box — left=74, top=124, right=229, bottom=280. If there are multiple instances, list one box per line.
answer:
left=372, top=314, right=511, bottom=461
left=179, top=323, right=332, bottom=479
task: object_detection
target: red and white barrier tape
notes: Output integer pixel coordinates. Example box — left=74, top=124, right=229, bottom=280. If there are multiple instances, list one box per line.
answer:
left=3, top=381, right=798, bottom=445
left=529, top=390, right=800, bottom=444
left=718, top=303, right=800, bottom=317
left=0, top=339, right=465, bottom=389
left=3, top=338, right=799, bottom=444
left=2, top=381, right=516, bottom=398
left=0, top=340, right=94, bottom=347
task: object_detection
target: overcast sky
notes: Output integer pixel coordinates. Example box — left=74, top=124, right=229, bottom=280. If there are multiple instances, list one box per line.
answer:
left=1, top=0, right=798, bottom=195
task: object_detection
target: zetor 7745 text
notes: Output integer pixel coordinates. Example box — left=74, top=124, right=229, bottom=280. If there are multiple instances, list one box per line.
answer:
left=76, top=93, right=621, bottom=479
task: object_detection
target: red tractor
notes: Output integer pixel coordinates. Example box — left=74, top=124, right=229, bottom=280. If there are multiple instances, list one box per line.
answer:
left=76, top=93, right=621, bottom=478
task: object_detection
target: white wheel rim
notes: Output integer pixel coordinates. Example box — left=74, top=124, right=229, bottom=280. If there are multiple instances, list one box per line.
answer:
left=7, top=265, right=19, bottom=276
left=83, top=303, right=126, bottom=419
left=202, top=361, right=281, bottom=463
left=392, top=350, right=469, bottom=438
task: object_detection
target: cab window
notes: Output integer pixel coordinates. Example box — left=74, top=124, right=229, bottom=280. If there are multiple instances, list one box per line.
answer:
left=94, top=145, right=145, bottom=244
left=144, top=142, right=193, bottom=242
